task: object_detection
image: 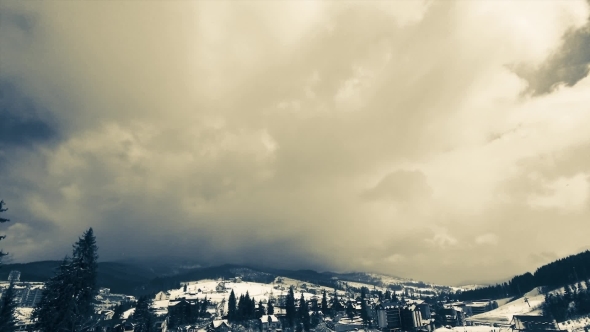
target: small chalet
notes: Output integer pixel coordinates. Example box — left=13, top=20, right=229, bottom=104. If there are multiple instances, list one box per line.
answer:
left=260, top=315, right=282, bottom=331
left=216, top=282, right=226, bottom=293
left=210, top=320, right=231, bottom=332
left=511, top=315, right=560, bottom=332
left=155, top=291, right=169, bottom=301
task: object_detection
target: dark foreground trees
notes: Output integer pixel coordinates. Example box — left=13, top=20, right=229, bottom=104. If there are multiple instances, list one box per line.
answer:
left=0, top=200, right=10, bottom=266
left=33, top=228, right=99, bottom=332
left=0, top=282, right=17, bottom=332
left=0, top=200, right=17, bottom=331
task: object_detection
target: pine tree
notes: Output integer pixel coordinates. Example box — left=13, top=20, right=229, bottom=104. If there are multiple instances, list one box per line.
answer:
left=0, top=200, right=10, bottom=266
left=256, top=300, right=265, bottom=319
left=299, top=293, right=310, bottom=331
left=71, top=228, right=99, bottom=323
left=346, top=301, right=354, bottom=320
left=321, top=291, right=328, bottom=315
left=286, top=286, right=296, bottom=326
left=332, top=290, right=342, bottom=315
left=201, top=296, right=208, bottom=317
left=33, top=257, right=77, bottom=331
left=133, top=296, right=154, bottom=332
left=267, top=300, right=274, bottom=315
left=228, top=290, right=237, bottom=321
left=33, top=228, right=99, bottom=332
left=0, top=282, right=17, bottom=332
left=360, top=298, right=370, bottom=326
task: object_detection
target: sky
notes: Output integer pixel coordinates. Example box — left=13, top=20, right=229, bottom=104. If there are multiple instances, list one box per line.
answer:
left=1, top=0, right=590, bottom=286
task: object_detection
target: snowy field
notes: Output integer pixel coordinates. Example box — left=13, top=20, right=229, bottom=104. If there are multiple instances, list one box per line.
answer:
left=466, top=288, right=544, bottom=324
left=152, top=279, right=334, bottom=312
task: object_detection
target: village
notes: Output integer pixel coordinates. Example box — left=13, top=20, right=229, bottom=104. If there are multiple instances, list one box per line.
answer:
left=3, top=270, right=586, bottom=332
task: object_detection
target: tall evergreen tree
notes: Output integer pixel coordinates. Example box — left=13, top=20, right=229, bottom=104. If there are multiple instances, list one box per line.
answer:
left=133, top=296, right=154, bottom=332
left=267, top=300, right=274, bottom=315
left=256, top=300, right=265, bottom=319
left=286, top=286, right=297, bottom=326
left=0, top=281, right=17, bottom=332
left=71, top=228, right=99, bottom=322
left=346, top=301, right=354, bottom=320
left=0, top=200, right=10, bottom=266
left=201, top=296, right=208, bottom=317
left=299, top=293, right=310, bottom=331
left=33, top=228, right=99, bottom=332
left=228, top=290, right=237, bottom=321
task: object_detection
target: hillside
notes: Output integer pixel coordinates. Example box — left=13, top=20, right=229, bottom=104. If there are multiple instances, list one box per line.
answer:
left=0, top=261, right=158, bottom=294
left=459, top=250, right=590, bottom=301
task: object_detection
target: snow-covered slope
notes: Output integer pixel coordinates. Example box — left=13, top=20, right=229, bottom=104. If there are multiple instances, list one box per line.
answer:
left=466, top=288, right=545, bottom=324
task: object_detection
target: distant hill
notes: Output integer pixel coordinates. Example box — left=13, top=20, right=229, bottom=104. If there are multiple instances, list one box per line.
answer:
left=0, top=261, right=157, bottom=294
left=459, top=250, right=590, bottom=301
left=0, top=259, right=451, bottom=297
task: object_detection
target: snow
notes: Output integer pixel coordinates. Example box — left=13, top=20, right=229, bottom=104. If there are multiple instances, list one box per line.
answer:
left=152, top=279, right=332, bottom=312
left=123, top=308, right=135, bottom=319
left=466, top=288, right=545, bottom=324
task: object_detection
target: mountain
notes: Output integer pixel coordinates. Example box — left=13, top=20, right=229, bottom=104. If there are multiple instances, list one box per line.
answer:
left=0, top=261, right=157, bottom=294
left=0, top=260, right=450, bottom=297
left=459, top=250, right=590, bottom=301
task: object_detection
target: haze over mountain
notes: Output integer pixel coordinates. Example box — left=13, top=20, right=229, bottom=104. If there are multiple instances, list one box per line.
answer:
left=1, top=0, right=590, bottom=285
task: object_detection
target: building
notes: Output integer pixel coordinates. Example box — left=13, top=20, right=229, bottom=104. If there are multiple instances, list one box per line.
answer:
left=510, top=315, right=560, bottom=332
left=260, top=315, right=282, bottom=331
left=14, top=285, right=44, bottom=307
left=155, top=291, right=169, bottom=301
left=216, top=282, right=226, bottom=293
left=467, top=300, right=498, bottom=315
left=209, top=320, right=231, bottom=332
left=376, top=304, right=403, bottom=331
left=8, top=270, right=21, bottom=282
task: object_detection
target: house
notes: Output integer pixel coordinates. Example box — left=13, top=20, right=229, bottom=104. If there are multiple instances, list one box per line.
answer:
left=441, top=307, right=463, bottom=327
left=210, top=320, right=231, bottom=332
left=467, top=300, right=498, bottom=315
left=376, top=304, right=403, bottom=330
left=155, top=291, right=169, bottom=301
left=216, top=282, right=226, bottom=293
left=260, top=315, right=282, bottom=331
left=510, top=315, right=560, bottom=332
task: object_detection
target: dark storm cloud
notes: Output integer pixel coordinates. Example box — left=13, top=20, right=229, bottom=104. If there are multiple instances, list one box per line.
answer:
left=1, top=0, right=590, bottom=285
left=514, top=17, right=590, bottom=95
left=0, top=81, right=60, bottom=150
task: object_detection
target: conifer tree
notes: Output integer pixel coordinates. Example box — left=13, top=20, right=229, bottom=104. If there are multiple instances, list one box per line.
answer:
left=33, top=228, right=99, bottom=332
left=267, top=300, right=274, bottom=315
left=299, top=293, right=310, bottom=331
left=228, top=290, right=237, bottom=321
left=321, top=291, right=328, bottom=315
left=71, top=228, right=99, bottom=321
left=256, top=300, right=265, bottom=319
left=133, top=296, right=154, bottom=332
left=346, top=301, right=354, bottom=320
left=0, top=281, right=17, bottom=332
left=0, top=200, right=10, bottom=266
left=286, top=286, right=296, bottom=326
left=201, top=296, right=208, bottom=317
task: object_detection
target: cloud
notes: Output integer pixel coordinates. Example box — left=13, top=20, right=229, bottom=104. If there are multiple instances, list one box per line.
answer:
left=475, top=234, right=499, bottom=246
left=1, top=0, right=590, bottom=285
left=514, top=17, right=590, bottom=95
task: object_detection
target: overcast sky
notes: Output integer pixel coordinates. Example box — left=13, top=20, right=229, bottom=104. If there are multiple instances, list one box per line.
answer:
left=1, top=0, right=590, bottom=286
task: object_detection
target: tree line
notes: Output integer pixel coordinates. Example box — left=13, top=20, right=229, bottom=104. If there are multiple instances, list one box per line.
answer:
left=543, top=281, right=590, bottom=322
left=459, top=250, right=590, bottom=301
